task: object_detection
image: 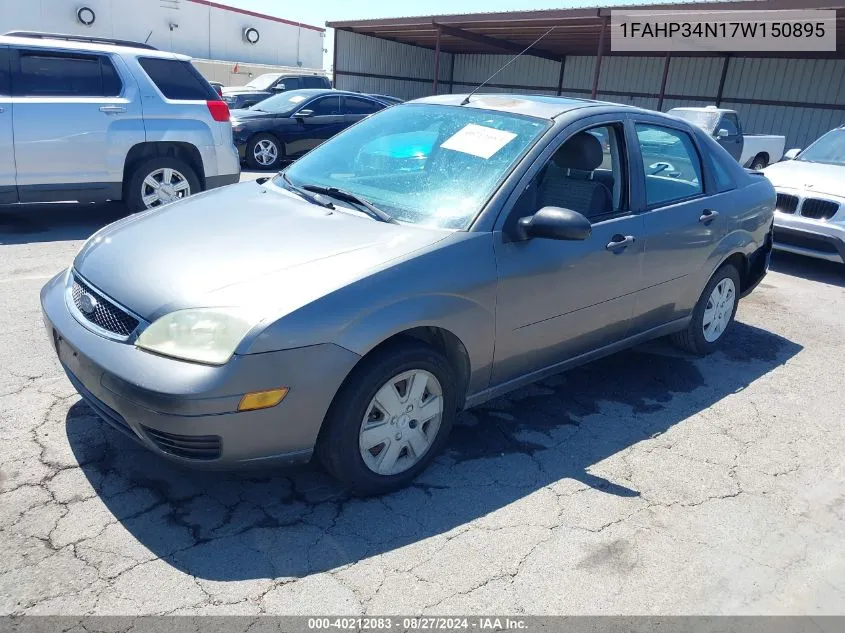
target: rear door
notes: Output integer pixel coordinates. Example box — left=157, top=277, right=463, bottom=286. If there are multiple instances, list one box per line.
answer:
left=629, top=118, right=726, bottom=333
left=0, top=46, right=16, bottom=203
left=285, top=95, right=343, bottom=157
left=715, top=112, right=743, bottom=161
left=11, top=47, right=144, bottom=201
left=344, top=95, right=386, bottom=126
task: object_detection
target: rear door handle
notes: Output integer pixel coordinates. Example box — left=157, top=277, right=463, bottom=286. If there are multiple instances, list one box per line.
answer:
left=606, top=234, right=635, bottom=251
left=99, top=105, right=126, bottom=114
left=699, top=209, right=719, bottom=223
left=0, top=106, right=5, bottom=113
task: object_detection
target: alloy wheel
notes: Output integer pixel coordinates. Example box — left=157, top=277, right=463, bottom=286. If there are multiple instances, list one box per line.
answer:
left=253, top=139, right=279, bottom=167
left=141, top=168, right=191, bottom=208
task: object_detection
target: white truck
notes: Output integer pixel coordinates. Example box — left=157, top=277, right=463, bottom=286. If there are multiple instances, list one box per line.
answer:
left=667, top=106, right=786, bottom=170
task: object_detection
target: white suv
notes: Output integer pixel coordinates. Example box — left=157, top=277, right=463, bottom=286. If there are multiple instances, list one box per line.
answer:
left=0, top=32, right=240, bottom=212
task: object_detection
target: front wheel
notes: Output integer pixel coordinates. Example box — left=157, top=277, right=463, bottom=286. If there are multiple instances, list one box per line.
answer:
left=671, top=263, right=740, bottom=355
left=316, top=341, right=457, bottom=496
left=246, top=133, right=283, bottom=170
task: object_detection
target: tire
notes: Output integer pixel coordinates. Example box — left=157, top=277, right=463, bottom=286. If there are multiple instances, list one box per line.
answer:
left=671, top=263, right=741, bottom=355
left=125, top=157, right=200, bottom=213
left=246, top=133, right=283, bottom=170
left=750, top=155, right=768, bottom=170
left=316, top=341, right=458, bottom=496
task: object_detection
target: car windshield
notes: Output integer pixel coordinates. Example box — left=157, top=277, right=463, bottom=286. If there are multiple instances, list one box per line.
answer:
left=249, top=90, right=315, bottom=114
left=246, top=73, right=282, bottom=90
left=279, top=104, right=550, bottom=229
left=796, top=128, right=845, bottom=166
left=668, top=109, right=721, bottom=134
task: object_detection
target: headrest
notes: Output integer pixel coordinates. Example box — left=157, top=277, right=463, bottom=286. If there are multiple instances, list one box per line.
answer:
left=552, top=132, right=604, bottom=171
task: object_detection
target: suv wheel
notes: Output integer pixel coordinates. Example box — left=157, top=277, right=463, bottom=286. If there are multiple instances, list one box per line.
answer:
left=317, top=341, right=457, bottom=496
left=671, top=263, right=740, bottom=355
left=126, top=157, right=200, bottom=213
left=246, top=134, right=283, bottom=170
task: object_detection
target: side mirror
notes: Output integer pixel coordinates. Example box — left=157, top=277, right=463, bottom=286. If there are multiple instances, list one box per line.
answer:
left=272, top=84, right=286, bottom=92
left=784, top=148, right=802, bottom=160
left=295, top=109, right=314, bottom=119
left=516, top=207, right=592, bottom=242
left=716, top=128, right=730, bottom=139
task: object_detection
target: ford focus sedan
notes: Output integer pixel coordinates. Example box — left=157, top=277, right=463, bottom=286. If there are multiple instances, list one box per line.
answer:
left=41, top=94, right=774, bottom=495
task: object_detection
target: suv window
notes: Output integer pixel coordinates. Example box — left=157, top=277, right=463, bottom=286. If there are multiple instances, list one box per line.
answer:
left=138, top=58, right=218, bottom=101
left=302, top=76, right=327, bottom=89
left=346, top=96, right=384, bottom=115
left=16, top=51, right=122, bottom=97
left=309, top=96, right=341, bottom=116
left=635, top=123, right=704, bottom=207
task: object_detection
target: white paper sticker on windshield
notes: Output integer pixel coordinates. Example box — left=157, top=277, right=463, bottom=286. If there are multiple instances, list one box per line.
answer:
left=289, top=95, right=306, bottom=103
left=440, top=124, right=517, bottom=159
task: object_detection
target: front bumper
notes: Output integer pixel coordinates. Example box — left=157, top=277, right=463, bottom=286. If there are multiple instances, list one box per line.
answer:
left=773, top=212, right=845, bottom=263
left=40, top=271, right=360, bottom=468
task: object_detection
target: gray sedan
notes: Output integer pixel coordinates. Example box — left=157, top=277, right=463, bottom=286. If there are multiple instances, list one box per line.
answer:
left=41, top=94, right=775, bottom=495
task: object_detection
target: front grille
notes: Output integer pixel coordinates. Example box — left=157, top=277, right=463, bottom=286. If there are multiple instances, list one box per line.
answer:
left=142, top=426, right=222, bottom=461
left=71, top=275, right=139, bottom=337
left=774, top=231, right=839, bottom=255
left=800, top=198, right=839, bottom=220
left=775, top=193, right=799, bottom=214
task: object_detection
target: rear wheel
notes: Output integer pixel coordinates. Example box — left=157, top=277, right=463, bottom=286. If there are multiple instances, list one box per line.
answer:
left=671, top=263, right=740, bottom=355
left=246, top=133, right=283, bottom=170
left=316, top=341, right=457, bottom=496
left=750, top=154, right=768, bottom=170
left=125, top=157, right=200, bottom=213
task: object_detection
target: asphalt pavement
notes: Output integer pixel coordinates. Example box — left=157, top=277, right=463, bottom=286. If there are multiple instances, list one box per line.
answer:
left=1, top=174, right=844, bottom=615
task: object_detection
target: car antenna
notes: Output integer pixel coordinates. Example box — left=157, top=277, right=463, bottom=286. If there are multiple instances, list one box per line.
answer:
left=460, top=26, right=556, bottom=106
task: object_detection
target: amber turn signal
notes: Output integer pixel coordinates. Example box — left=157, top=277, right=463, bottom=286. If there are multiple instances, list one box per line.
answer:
left=238, top=388, right=289, bottom=411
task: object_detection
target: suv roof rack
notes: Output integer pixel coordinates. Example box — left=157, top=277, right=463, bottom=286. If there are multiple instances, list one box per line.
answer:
left=4, top=31, right=158, bottom=51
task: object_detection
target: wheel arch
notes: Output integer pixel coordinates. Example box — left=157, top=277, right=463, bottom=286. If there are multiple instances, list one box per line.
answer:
left=123, top=142, right=206, bottom=193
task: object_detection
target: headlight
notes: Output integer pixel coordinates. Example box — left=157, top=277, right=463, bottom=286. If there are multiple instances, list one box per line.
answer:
left=136, top=308, right=258, bottom=365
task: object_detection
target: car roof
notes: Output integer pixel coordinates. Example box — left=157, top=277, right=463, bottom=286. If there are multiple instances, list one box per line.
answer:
left=0, top=34, right=190, bottom=60
left=411, top=93, right=642, bottom=120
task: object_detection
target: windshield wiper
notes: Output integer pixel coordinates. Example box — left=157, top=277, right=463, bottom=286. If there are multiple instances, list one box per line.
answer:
left=302, top=185, right=397, bottom=224
left=281, top=173, right=335, bottom=210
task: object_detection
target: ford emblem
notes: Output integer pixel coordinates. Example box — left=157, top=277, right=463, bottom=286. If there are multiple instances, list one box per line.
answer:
left=78, top=292, right=98, bottom=315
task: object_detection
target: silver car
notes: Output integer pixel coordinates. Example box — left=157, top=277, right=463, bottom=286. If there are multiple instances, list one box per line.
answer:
left=763, top=126, right=845, bottom=264
left=0, top=31, right=240, bottom=211
left=41, top=94, right=774, bottom=495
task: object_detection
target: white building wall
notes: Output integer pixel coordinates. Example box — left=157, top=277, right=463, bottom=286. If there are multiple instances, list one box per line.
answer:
left=0, top=0, right=324, bottom=69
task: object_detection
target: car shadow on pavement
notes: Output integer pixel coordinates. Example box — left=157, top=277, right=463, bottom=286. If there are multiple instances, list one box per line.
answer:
left=771, top=251, right=845, bottom=288
left=0, top=203, right=131, bottom=245
left=66, top=320, right=801, bottom=581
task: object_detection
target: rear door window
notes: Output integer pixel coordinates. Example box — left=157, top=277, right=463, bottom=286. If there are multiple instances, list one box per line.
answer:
left=302, top=76, right=327, bottom=88
left=0, top=48, right=9, bottom=96
left=635, top=123, right=704, bottom=207
left=345, top=96, right=384, bottom=115
left=15, top=50, right=122, bottom=97
left=138, top=58, right=218, bottom=100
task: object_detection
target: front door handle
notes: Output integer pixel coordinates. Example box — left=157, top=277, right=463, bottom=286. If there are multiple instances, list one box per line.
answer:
left=606, top=234, right=635, bottom=251
left=699, top=209, right=720, bottom=223
left=99, top=105, right=126, bottom=114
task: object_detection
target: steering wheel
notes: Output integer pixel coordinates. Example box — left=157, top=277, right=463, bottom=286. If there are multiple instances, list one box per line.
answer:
left=648, top=161, right=681, bottom=178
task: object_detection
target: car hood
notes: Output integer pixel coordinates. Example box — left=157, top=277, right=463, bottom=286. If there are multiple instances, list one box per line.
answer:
left=74, top=181, right=450, bottom=321
left=762, top=160, right=845, bottom=197
left=221, top=87, right=268, bottom=96
left=229, top=108, right=274, bottom=121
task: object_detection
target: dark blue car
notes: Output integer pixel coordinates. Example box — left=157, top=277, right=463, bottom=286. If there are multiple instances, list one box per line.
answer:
left=231, top=89, right=397, bottom=169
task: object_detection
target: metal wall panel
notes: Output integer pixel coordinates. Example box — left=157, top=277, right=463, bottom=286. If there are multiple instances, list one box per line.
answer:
left=665, top=57, right=724, bottom=97
left=452, top=54, right=560, bottom=89
left=336, top=30, right=451, bottom=81
left=335, top=75, right=433, bottom=101
left=451, top=84, right=558, bottom=96
left=562, top=56, right=596, bottom=90
left=598, top=57, right=664, bottom=93
left=724, top=58, right=845, bottom=104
